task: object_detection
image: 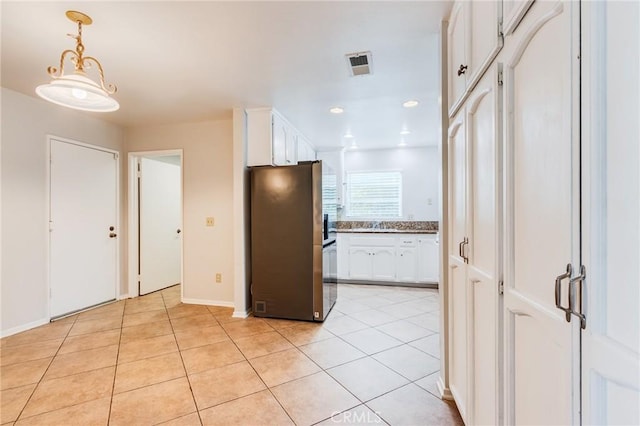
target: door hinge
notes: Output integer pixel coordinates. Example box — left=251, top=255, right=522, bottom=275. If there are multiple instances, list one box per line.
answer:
left=498, top=70, right=504, bottom=86
left=498, top=280, right=504, bottom=295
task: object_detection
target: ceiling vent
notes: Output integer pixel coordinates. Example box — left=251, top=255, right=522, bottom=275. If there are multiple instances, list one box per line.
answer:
left=346, top=51, right=372, bottom=76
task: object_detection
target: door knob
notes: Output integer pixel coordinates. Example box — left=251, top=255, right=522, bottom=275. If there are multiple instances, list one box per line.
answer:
left=109, top=232, right=117, bottom=238
left=457, top=64, right=468, bottom=76
left=177, top=229, right=182, bottom=234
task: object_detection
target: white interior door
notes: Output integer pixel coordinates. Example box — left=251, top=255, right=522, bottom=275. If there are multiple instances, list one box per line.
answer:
left=139, top=157, right=181, bottom=295
left=581, top=2, right=640, bottom=424
left=50, top=139, right=118, bottom=317
left=503, top=2, right=580, bottom=425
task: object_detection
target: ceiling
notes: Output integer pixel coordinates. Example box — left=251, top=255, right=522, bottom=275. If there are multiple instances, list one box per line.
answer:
left=1, top=1, right=451, bottom=151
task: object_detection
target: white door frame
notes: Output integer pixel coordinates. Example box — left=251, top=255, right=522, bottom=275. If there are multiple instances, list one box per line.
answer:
left=127, top=150, right=184, bottom=298
left=46, top=135, right=121, bottom=319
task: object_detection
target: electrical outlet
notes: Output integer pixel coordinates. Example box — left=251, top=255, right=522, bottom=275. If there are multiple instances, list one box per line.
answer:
left=215, top=273, right=222, bottom=283
left=206, top=217, right=215, bottom=227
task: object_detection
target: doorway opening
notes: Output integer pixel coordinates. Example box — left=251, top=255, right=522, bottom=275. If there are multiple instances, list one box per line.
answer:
left=128, top=150, right=184, bottom=298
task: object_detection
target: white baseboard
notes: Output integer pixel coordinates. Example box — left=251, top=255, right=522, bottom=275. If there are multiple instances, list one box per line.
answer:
left=437, top=376, right=454, bottom=400
left=181, top=298, right=235, bottom=308
left=1, top=317, right=50, bottom=338
left=232, top=309, right=252, bottom=318
left=118, top=293, right=130, bottom=300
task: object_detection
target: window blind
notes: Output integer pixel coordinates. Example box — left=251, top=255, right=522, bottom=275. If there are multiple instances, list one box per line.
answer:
left=346, top=171, right=402, bottom=218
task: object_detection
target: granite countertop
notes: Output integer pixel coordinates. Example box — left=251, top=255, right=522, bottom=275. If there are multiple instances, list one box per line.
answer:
left=336, top=221, right=439, bottom=234
left=338, top=229, right=438, bottom=234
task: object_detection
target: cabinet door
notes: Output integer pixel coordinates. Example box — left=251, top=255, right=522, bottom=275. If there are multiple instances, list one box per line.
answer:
left=285, top=131, right=297, bottom=165
left=272, top=114, right=287, bottom=166
left=348, top=247, right=371, bottom=280
left=336, top=234, right=349, bottom=279
left=466, top=69, right=500, bottom=426
left=503, top=2, right=578, bottom=425
left=467, top=0, right=503, bottom=87
left=448, top=109, right=469, bottom=423
left=418, top=237, right=439, bottom=282
left=448, top=262, right=469, bottom=423
left=372, top=248, right=396, bottom=281
left=448, top=2, right=467, bottom=111
left=397, top=247, right=417, bottom=282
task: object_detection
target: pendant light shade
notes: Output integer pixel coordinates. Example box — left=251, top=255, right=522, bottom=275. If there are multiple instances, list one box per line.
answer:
left=36, top=11, right=119, bottom=112
left=36, top=73, right=119, bottom=112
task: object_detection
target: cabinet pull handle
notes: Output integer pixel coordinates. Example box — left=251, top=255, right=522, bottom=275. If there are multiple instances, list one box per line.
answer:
left=462, top=237, right=469, bottom=264
left=554, top=263, right=573, bottom=322
left=457, top=64, right=468, bottom=76
left=569, top=265, right=587, bottom=329
left=458, top=240, right=464, bottom=258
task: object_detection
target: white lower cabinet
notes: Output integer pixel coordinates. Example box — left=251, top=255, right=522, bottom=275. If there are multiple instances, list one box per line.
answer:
left=338, top=232, right=439, bottom=283
left=347, top=247, right=372, bottom=280
left=418, top=237, right=439, bottom=282
left=397, top=247, right=418, bottom=281
left=371, top=248, right=396, bottom=280
left=347, top=247, right=396, bottom=281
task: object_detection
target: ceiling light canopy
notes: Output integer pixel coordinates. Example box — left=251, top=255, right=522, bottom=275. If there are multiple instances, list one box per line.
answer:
left=36, top=10, right=119, bottom=112
left=329, top=106, right=344, bottom=114
left=402, top=100, right=419, bottom=108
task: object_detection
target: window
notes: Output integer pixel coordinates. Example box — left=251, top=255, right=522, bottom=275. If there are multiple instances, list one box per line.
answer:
left=346, top=171, right=402, bottom=218
left=322, top=173, right=338, bottom=222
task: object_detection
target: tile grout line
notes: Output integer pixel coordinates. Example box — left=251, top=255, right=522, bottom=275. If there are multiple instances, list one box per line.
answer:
left=12, top=313, right=81, bottom=423
left=106, top=305, right=125, bottom=426
left=162, top=288, right=204, bottom=426
left=215, top=316, right=298, bottom=425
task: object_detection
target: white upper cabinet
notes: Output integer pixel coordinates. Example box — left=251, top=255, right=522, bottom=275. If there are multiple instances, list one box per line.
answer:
left=502, top=0, right=534, bottom=35
left=247, top=108, right=311, bottom=166
left=448, top=0, right=504, bottom=116
left=297, top=134, right=317, bottom=162
left=271, top=112, right=288, bottom=166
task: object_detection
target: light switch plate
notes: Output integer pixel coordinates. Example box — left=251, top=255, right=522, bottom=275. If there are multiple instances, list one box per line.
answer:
left=206, top=217, right=215, bottom=227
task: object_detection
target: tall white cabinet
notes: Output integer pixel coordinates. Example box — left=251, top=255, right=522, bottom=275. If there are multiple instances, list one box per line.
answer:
left=447, top=65, right=502, bottom=426
left=445, top=1, right=640, bottom=425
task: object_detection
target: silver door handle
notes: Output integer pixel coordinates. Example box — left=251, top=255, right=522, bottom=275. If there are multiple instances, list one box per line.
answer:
left=554, top=263, right=572, bottom=322
left=569, top=265, right=587, bottom=329
left=462, top=237, right=469, bottom=264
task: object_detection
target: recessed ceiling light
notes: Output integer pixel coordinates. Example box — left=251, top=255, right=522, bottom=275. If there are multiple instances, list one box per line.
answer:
left=349, top=140, right=358, bottom=149
left=344, top=132, right=354, bottom=139
left=399, top=139, right=407, bottom=147
left=402, top=100, right=419, bottom=108
left=400, top=129, right=411, bottom=135
left=329, top=106, right=344, bottom=114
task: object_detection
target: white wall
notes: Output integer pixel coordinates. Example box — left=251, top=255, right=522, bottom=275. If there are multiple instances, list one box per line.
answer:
left=125, top=120, right=234, bottom=305
left=343, top=146, right=440, bottom=220
left=1, top=88, right=125, bottom=336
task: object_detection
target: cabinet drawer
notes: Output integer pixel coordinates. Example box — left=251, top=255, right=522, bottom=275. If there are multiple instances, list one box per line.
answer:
left=349, top=236, right=395, bottom=247
left=398, top=237, right=417, bottom=247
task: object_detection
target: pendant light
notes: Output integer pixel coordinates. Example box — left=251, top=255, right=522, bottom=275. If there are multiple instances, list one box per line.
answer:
left=36, top=10, right=119, bottom=112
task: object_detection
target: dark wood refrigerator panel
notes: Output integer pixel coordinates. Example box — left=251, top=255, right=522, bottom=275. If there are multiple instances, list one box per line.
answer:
left=250, top=164, right=315, bottom=320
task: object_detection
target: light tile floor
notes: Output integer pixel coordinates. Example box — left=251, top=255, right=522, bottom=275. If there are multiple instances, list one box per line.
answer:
left=0, top=284, right=463, bottom=426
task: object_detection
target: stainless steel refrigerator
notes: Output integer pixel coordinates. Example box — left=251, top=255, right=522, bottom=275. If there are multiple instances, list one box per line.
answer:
left=250, top=161, right=337, bottom=321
